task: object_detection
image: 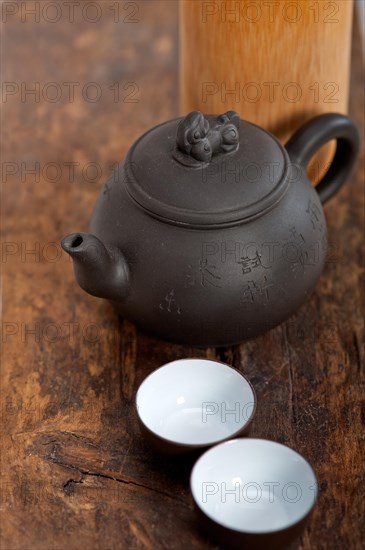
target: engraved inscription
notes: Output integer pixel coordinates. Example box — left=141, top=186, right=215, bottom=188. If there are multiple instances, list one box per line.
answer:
left=242, top=276, right=273, bottom=304
left=289, top=226, right=306, bottom=244
left=159, top=289, right=182, bottom=315
left=186, top=260, right=222, bottom=288
left=306, top=199, right=324, bottom=232
left=285, top=226, right=319, bottom=277
left=237, top=250, right=267, bottom=274
left=242, top=275, right=286, bottom=305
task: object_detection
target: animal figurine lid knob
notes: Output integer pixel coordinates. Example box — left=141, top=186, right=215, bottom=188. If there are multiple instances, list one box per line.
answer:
left=174, top=111, right=240, bottom=164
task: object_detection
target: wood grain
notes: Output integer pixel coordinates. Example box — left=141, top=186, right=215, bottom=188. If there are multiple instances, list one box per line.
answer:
left=180, top=0, right=354, bottom=138
left=180, top=0, right=354, bottom=178
left=1, top=2, right=364, bottom=549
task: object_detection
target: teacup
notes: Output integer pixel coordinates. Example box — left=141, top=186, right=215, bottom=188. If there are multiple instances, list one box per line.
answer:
left=190, top=438, right=318, bottom=550
left=135, top=359, right=256, bottom=454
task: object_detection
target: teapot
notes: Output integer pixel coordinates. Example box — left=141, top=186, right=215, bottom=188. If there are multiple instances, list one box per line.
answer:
left=61, top=111, right=359, bottom=346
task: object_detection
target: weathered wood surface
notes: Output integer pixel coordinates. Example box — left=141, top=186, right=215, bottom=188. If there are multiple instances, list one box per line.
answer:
left=1, top=2, right=364, bottom=549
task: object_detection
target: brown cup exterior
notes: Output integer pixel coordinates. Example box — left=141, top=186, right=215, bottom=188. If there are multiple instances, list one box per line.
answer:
left=193, top=500, right=316, bottom=550
left=136, top=409, right=255, bottom=455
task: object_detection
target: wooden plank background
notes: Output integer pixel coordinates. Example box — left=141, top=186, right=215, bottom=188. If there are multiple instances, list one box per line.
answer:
left=1, top=2, right=364, bottom=549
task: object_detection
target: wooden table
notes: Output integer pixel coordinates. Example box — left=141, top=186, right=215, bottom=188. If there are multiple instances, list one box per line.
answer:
left=2, top=2, right=364, bottom=549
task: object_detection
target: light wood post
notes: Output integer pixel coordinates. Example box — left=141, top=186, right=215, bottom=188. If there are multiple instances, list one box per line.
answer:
left=180, top=0, right=354, bottom=180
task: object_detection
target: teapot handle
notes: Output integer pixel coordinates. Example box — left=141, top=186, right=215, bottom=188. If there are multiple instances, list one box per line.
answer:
left=285, top=113, right=359, bottom=204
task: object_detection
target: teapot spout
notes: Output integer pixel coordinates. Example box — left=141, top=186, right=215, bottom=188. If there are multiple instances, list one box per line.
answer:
left=61, top=232, right=130, bottom=301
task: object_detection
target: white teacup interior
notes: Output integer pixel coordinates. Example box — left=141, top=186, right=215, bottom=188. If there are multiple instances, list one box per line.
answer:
left=191, top=439, right=317, bottom=533
left=136, top=359, right=255, bottom=445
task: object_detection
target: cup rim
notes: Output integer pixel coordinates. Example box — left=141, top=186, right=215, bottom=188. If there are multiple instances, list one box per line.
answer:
left=190, top=437, right=318, bottom=535
left=135, top=357, right=257, bottom=449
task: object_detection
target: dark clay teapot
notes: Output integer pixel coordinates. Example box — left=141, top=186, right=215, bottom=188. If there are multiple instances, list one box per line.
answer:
left=61, top=111, right=359, bottom=346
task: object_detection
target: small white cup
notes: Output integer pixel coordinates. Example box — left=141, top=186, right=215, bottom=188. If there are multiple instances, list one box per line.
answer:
left=135, top=358, right=256, bottom=454
left=190, top=438, right=318, bottom=549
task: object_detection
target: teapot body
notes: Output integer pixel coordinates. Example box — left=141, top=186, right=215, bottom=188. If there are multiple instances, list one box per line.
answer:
left=62, top=112, right=359, bottom=347
left=90, top=162, right=326, bottom=346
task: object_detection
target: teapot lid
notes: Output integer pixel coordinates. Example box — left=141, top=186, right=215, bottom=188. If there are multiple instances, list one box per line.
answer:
left=124, top=111, right=290, bottom=228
